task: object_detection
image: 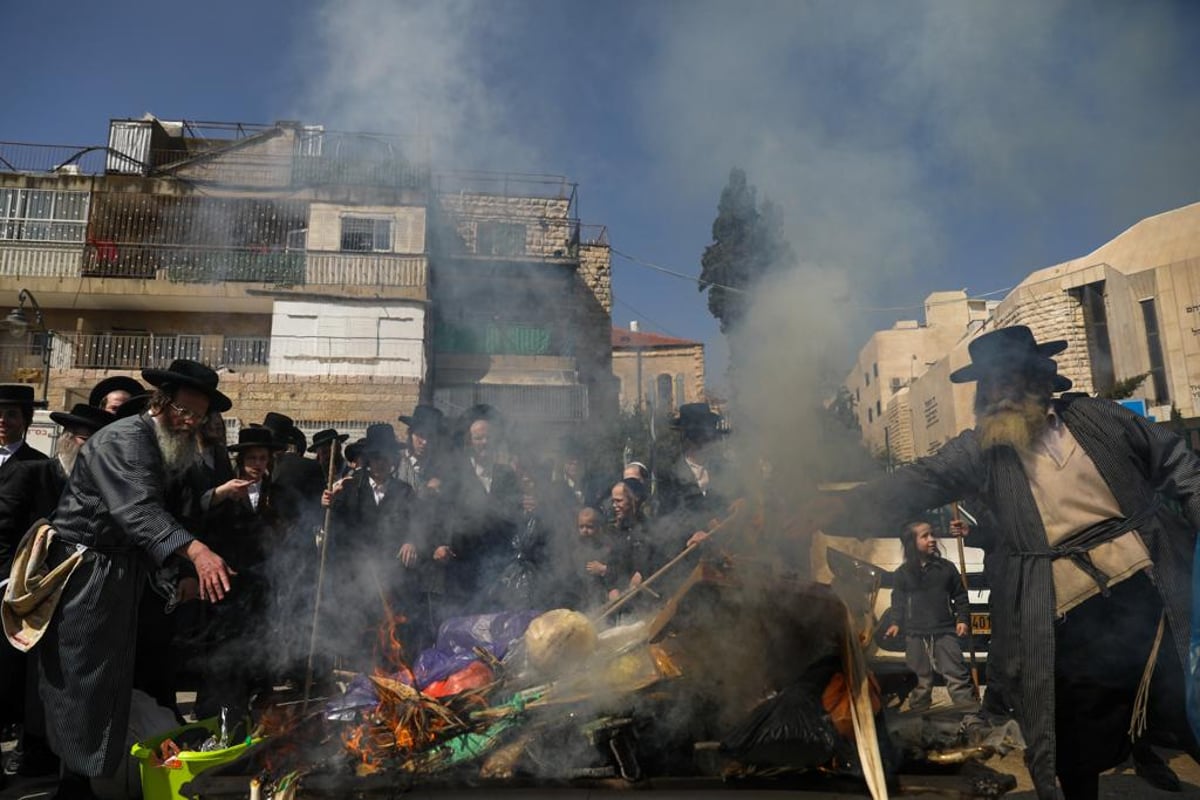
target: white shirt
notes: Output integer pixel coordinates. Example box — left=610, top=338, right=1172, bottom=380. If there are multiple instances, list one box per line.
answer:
left=0, top=440, right=24, bottom=467
left=685, top=455, right=709, bottom=495
left=472, top=457, right=494, bottom=494
left=247, top=481, right=262, bottom=511
left=369, top=475, right=388, bottom=505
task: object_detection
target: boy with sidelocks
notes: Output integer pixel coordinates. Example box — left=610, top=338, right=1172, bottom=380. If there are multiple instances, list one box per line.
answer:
left=884, top=519, right=978, bottom=715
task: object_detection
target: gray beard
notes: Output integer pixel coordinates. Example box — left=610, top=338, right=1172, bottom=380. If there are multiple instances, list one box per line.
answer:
left=154, top=422, right=197, bottom=474
left=975, top=396, right=1049, bottom=453
left=55, top=436, right=81, bottom=477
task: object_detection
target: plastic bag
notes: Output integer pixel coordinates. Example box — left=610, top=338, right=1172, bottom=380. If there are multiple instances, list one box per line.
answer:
left=721, top=682, right=838, bottom=768
left=422, top=660, right=494, bottom=699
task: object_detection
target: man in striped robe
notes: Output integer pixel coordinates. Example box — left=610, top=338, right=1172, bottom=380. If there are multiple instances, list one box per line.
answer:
left=821, top=326, right=1199, bottom=800
left=35, top=361, right=236, bottom=799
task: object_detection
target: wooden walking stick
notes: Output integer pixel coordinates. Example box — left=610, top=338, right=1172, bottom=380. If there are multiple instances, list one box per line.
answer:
left=951, top=504, right=982, bottom=701
left=302, top=443, right=341, bottom=712
left=595, top=499, right=744, bottom=622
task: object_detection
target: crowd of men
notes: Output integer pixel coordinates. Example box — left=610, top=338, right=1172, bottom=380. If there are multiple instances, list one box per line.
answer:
left=5, top=320, right=1200, bottom=800
left=0, top=361, right=733, bottom=798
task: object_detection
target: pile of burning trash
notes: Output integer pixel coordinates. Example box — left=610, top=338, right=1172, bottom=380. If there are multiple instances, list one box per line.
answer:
left=174, top=504, right=1016, bottom=800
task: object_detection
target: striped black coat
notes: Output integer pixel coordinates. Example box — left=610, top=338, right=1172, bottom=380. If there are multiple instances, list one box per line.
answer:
left=838, top=397, right=1199, bottom=798
left=37, top=413, right=196, bottom=778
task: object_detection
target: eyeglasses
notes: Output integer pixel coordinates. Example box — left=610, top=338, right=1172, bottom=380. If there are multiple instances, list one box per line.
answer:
left=168, top=401, right=208, bottom=423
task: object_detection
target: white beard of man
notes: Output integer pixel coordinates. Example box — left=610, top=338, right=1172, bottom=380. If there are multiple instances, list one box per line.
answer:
left=55, top=434, right=82, bottom=477
left=975, top=393, right=1049, bottom=453
left=154, top=419, right=198, bottom=474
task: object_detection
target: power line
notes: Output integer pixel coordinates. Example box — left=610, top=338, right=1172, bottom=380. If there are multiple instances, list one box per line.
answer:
left=611, top=242, right=1098, bottom=314
left=613, top=297, right=685, bottom=339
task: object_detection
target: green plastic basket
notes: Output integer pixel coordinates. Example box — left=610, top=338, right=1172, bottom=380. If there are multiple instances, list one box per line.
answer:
left=130, top=717, right=261, bottom=800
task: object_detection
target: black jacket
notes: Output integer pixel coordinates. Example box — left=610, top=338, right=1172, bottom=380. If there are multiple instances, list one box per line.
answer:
left=0, top=441, right=49, bottom=572
left=890, top=555, right=968, bottom=636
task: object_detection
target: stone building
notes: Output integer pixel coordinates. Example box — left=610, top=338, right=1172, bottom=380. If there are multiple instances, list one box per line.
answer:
left=842, top=291, right=994, bottom=460
left=0, top=116, right=614, bottom=441
left=610, top=324, right=705, bottom=412
left=866, top=200, right=1200, bottom=462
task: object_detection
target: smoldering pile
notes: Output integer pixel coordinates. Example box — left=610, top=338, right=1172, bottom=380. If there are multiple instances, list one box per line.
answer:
left=177, top=503, right=1012, bottom=800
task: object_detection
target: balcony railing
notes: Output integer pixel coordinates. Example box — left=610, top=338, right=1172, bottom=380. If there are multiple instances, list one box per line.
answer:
left=62, top=333, right=270, bottom=370
left=433, top=383, right=589, bottom=422
left=82, top=243, right=304, bottom=284
left=0, top=242, right=84, bottom=278
left=305, top=251, right=426, bottom=287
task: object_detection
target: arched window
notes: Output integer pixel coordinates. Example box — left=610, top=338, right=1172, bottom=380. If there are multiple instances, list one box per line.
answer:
left=656, top=373, right=673, bottom=412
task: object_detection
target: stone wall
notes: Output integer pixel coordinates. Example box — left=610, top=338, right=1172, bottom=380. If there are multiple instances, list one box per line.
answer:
left=436, top=194, right=574, bottom=258
left=46, top=367, right=423, bottom=425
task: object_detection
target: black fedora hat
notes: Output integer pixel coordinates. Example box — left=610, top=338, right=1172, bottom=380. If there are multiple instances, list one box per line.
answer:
left=114, top=392, right=151, bottom=420
left=229, top=426, right=286, bottom=453
left=50, top=403, right=116, bottom=434
left=362, top=423, right=403, bottom=456
left=950, top=326, right=1072, bottom=392
left=399, top=405, right=445, bottom=437
left=0, top=384, right=35, bottom=410
left=142, top=360, right=232, bottom=413
left=88, top=376, right=145, bottom=409
left=308, top=428, right=349, bottom=452
left=259, top=411, right=295, bottom=440
left=671, top=403, right=723, bottom=435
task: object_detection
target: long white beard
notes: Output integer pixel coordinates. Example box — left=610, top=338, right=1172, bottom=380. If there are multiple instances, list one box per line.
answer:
left=154, top=422, right=197, bottom=474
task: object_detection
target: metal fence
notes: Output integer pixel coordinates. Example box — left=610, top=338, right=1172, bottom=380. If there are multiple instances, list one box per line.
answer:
left=82, top=243, right=304, bottom=283
left=433, top=383, right=588, bottom=422
left=64, top=334, right=270, bottom=370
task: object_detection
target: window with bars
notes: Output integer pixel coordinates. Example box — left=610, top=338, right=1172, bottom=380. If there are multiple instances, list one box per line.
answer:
left=476, top=221, right=526, bottom=257
left=0, top=188, right=89, bottom=242
left=340, top=216, right=392, bottom=252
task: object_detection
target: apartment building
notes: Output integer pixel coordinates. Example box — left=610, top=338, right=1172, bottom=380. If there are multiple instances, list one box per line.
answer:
left=0, top=115, right=614, bottom=439
left=861, top=200, right=1200, bottom=462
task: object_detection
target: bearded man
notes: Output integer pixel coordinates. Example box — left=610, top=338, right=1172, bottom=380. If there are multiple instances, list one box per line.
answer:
left=818, top=326, right=1200, bottom=800
left=35, top=360, right=235, bottom=799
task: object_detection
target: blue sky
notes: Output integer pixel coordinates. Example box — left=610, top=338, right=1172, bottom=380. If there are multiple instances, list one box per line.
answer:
left=4, top=1, right=1199, bottom=393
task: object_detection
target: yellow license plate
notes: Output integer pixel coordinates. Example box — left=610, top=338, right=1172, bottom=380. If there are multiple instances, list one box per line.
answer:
left=971, top=613, right=991, bottom=635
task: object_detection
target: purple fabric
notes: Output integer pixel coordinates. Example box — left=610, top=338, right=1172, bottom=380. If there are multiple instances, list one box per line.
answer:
left=412, top=611, right=539, bottom=688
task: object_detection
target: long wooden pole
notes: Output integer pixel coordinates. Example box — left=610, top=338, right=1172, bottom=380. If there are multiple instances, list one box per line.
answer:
left=595, top=499, right=743, bottom=622
left=302, top=443, right=340, bottom=711
left=951, top=504, right=982, bottom=701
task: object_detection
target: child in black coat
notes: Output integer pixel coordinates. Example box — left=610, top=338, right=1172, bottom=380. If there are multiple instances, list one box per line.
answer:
left=884, top=520, right=977, bottom=714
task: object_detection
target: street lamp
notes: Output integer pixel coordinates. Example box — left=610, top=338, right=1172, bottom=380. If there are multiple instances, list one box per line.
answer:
left=4, top=289, right=52, bottom=404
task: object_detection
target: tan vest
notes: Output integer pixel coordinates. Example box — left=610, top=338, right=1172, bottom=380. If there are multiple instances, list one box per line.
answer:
left=1020, top=415, right=1151, bottom=616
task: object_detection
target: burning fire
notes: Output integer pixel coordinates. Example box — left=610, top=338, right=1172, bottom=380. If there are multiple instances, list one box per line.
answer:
left=340, top=610, right=466, bottom=774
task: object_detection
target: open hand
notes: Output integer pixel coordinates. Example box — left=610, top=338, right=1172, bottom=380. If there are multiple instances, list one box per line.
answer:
left=183, top=540, right=236, bottom=602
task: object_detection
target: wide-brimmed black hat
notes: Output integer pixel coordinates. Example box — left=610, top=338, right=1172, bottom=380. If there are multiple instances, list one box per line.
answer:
left=114, top=392, right=151, bottom=420
left=50, top=403, right=115, bottom=434
left=362, top=423, right=403, bottom=456
left=308, top=428, right=349, bottom=452
left=399, top=405, right=445, bottom=437
left=88, top=376, right=145, bottom=409
left=257, top=411, right=295, bottom=442
left=229, top=426, right=286, bottom=453
left=671, top=403, right=724, bottom=437
left=142, top=360, right=232, bottom=413
left=950, top=326, right=1072, bottom=392
left=0, top=384, right=35, bottom=415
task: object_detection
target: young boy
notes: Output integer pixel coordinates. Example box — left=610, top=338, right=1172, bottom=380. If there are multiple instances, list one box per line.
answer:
left=884, top=520, right=977, bottom=714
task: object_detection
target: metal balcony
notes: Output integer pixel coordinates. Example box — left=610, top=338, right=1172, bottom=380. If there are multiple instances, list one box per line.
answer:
left=62, top=333, right=270, bottom=370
